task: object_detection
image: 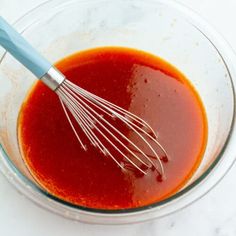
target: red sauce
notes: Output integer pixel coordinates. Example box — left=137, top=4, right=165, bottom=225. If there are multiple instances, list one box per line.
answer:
left=18, top=47, right=207, bottom=210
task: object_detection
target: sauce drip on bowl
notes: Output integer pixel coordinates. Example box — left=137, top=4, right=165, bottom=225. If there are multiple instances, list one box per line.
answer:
left=18, top=47, right=207, bottom=210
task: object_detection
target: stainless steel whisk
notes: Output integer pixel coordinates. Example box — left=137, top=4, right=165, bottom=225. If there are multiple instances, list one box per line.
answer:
left=0, top=17, right=168, bottom=176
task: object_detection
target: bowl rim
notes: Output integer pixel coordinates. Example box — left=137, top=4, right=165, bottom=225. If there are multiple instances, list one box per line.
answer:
left=0, top=0, right=236, bottom=223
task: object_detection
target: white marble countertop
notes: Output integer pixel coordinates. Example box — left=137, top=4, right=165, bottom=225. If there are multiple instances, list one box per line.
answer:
left=1, top=0, right=236, bottom=235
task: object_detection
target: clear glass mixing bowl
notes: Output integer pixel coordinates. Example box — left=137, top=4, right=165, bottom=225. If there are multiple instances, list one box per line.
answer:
left=0, top=0, right=236, bottom=224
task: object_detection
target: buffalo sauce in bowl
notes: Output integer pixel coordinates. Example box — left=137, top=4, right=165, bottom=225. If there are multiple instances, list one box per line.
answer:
left=18, top=47, right=207, bottom=210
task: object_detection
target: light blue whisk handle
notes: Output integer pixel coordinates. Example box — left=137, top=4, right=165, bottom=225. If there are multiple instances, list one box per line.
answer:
left=0, top=16, right=51, bottom=78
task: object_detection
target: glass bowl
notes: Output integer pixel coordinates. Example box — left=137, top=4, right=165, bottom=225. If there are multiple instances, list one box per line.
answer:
left=0, top=0, right=236, bottom=224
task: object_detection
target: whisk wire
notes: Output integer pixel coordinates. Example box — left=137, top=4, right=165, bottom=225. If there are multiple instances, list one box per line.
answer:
left=56, top=80, right=168, bottom=175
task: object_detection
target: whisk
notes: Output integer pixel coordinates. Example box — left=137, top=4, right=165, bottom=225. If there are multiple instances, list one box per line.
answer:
left=0, top=17, right=168, bottom=176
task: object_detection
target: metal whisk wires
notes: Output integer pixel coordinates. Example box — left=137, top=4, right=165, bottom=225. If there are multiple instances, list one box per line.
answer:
left=56, top=79, right=168, bottom=176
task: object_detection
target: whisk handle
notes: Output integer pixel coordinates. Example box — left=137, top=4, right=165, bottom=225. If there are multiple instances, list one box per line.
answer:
left=0, top=16, right=51, bottom=78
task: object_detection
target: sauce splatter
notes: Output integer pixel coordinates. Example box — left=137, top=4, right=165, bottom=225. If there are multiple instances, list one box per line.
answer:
left=18, top=47, right=207, bottom=209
